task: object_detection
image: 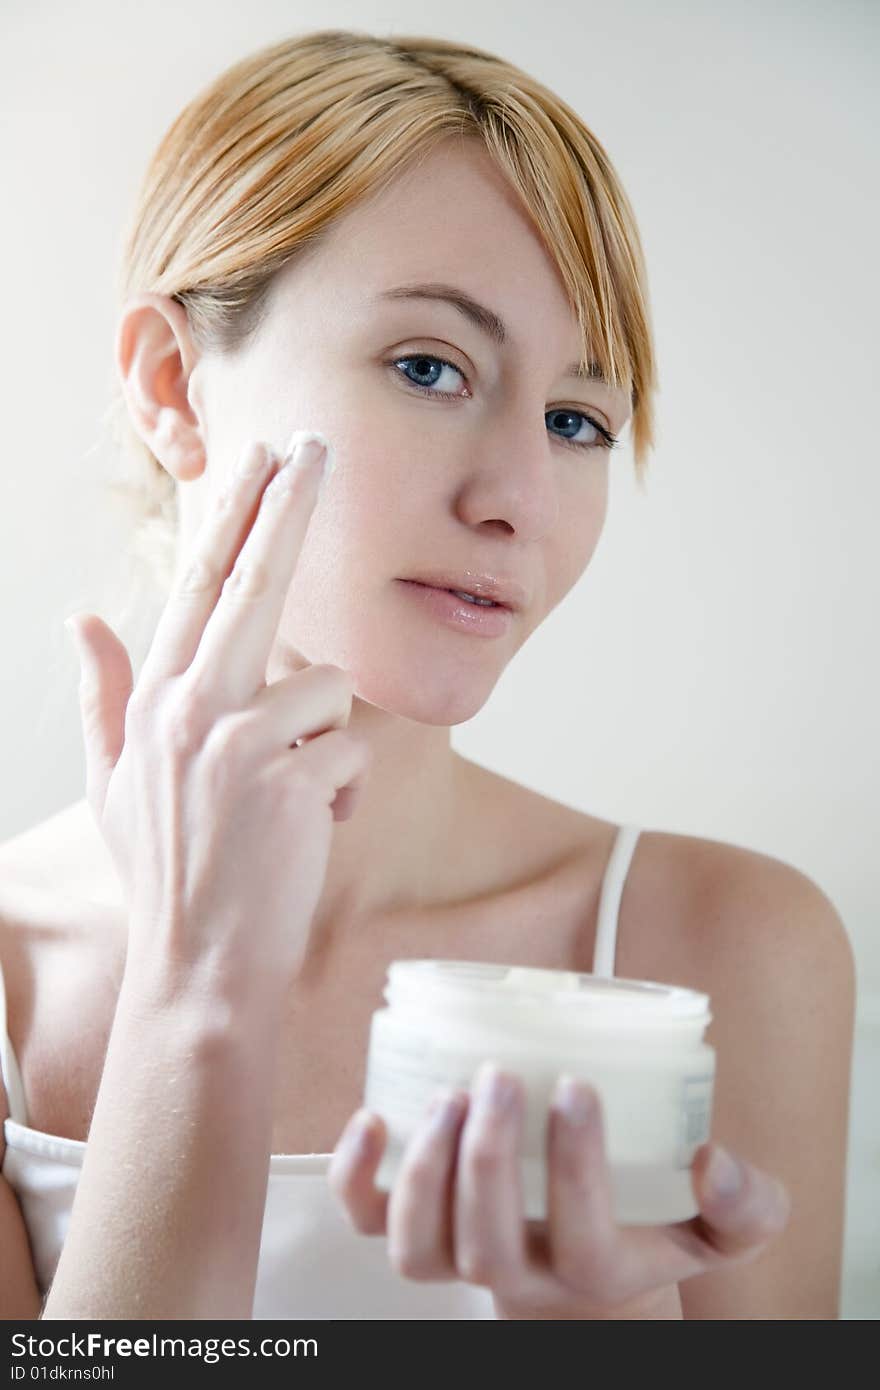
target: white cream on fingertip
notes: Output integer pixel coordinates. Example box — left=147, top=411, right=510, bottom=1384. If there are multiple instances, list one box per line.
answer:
left=283, top=429, right=336, bottom=489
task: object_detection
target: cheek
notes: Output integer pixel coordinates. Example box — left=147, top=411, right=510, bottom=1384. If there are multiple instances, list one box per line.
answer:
left=321, top=409, right=415, bottom=505
left=548, top=508, right=607, bottom=600
left=330, top=437, right=430, bottom=545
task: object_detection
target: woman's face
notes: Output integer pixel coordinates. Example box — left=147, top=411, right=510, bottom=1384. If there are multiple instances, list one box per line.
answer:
left=178, top=137, right=633, bottom=727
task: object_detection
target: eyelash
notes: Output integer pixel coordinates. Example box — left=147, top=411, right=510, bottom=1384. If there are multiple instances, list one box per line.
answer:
left=388, top=353, right=620, bottom=453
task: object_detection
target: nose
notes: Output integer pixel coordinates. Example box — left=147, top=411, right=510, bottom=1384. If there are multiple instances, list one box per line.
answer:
left=454, top=426, right=562, bottom=541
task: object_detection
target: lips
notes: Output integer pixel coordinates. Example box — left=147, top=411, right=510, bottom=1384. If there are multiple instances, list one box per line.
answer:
left=399, top=570, right=526, bottom=612
left=419, top=584, right=498, bottom=608
left=397, top=579, right=514, bottom=636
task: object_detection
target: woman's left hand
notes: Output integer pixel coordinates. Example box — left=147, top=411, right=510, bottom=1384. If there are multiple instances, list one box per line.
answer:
left=327, top=1061, right=792, bottom=1318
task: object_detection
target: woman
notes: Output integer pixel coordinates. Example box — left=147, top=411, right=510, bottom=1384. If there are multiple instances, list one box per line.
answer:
left=0, top=29, right=854, bottom=1320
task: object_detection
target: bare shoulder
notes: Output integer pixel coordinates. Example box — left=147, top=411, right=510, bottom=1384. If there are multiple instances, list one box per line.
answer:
left=638, top=831, right=855, bottom=1319
left=604, top=822, right=853, bottom=988
left=647, top=828, right=854, bottom=994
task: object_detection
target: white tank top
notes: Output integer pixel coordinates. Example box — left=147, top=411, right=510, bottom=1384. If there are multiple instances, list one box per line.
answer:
left=0, top=824, right=642, bottom=1318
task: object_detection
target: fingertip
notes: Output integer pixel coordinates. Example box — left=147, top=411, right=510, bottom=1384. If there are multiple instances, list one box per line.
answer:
left=691, top=1148, right=791, bottom=1250
left=328, top=1111, right=390, bottom=1236
left=340, top=1109, right=385, bottom=1166
left=362, top=1109, right=387, bottom=1157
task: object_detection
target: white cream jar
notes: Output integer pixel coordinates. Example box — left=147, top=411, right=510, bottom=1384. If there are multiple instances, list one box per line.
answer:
left=364, top=960, right=715, bottom=1226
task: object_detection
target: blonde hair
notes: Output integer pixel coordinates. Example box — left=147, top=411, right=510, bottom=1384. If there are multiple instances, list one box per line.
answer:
left=94, top=28, right=658, bottom=645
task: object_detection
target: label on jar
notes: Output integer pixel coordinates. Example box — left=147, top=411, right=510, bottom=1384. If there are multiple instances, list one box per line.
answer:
left=676, top=1074, right=714, bottom=1168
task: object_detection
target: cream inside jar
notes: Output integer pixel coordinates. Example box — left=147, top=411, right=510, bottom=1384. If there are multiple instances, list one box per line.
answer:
left=364, top=960, right=715, bottom=1225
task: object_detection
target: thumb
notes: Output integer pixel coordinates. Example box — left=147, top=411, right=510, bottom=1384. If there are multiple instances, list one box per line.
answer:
left=65, top=613, right=135, bottom=818
left=691, top=1142, right=792, bottom=1257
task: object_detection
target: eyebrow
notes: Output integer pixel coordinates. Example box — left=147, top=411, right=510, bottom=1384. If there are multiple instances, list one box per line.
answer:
left=373, top=281, right=610, bottom=386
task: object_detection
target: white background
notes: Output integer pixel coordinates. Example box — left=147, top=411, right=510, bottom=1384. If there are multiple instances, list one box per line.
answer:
left=1, top=0, right=877, bottom=1316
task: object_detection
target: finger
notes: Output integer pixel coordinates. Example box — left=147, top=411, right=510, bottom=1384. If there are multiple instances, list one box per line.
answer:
left=688, top=1143, right=793, bottom=1257
left=258, top=669, right=372, bottom=817
left=327, top=1110, right=389, bottom=1235
left=265, top=726, right=372, bottom=817
left=190, top=435, right=331, bottom=706
left=604, top=1144, right=792, bottom=1297
left=385, top=1090, right=469, bottom=1282
left=138, top=439, right=280, bottom=687
left=544, top=1077, right=626, bottom=1305
left=248, top=664, right=355, bottom=748
left=229, top=666, right=369, bottom=823
left=453, top=1064, right=529, bottom=1295
left=257, top=644, right=366, bottom=818
left=265, top=638, right=313, bottom=686
left=65, top=613, right=135, bottom=820
left=328, top=783, right=362, bottom=823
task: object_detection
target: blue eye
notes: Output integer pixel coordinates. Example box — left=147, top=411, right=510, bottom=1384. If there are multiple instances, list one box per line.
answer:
left=390, top=353, right=620, bottom=453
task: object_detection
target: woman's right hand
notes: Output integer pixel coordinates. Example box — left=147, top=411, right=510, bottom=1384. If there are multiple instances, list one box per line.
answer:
left=65, top=434, right=372, bottom=1002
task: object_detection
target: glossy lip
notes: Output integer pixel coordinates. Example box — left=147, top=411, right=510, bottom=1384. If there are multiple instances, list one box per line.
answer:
left=397, top=570, right=526, bottom=612
left=396, top=580, right=513, bottom=637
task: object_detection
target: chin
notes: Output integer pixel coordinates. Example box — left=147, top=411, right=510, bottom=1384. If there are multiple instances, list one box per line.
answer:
left=350, top=665, right=500, bottom=727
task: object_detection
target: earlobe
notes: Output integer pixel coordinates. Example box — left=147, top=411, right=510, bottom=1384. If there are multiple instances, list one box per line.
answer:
left=152, top=413, right=207, bottom=483
left=122, top=391, right=207, bottom=485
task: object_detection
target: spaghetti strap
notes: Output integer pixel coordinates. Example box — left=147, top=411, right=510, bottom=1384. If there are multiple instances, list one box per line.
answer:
left=592, top=824, right=642, bottom=978
left=0, top=952, right=28, bottom=1126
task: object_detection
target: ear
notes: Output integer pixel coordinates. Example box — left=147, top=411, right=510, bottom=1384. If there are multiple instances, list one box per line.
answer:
left=114, top=292, right=207, bottom=484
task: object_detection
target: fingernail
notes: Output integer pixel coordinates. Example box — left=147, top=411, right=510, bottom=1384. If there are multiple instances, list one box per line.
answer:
left=338, top=1109, right=374, bottom=1162
left=283, top=430, right=334, bottom=490
left=553, top=1075, right=596, bottom=1127
left=706, top=1145, right=744, bottom=1199
left=425, top=1090, right=465, bottom=1131
left=474, top=1062, right=518, bottom=1114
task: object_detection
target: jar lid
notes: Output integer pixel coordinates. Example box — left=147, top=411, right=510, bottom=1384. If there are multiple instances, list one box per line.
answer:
left=385, top=959, right=710, bottom=1023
